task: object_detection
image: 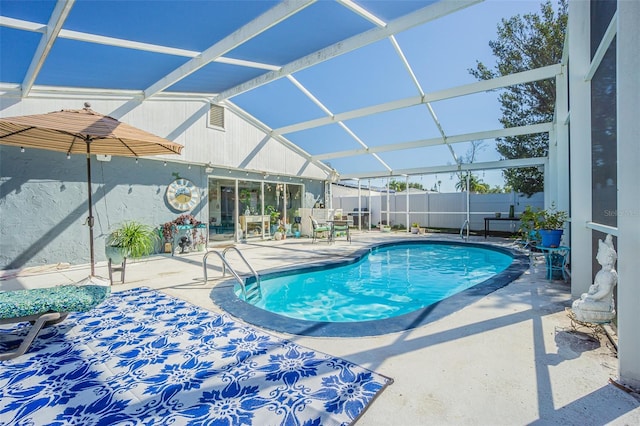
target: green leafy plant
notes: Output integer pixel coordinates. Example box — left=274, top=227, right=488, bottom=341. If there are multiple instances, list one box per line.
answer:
left=107, top=221, right=158, bottom=259
left=239, top=188, right=252, bottom=211
left=519, top=203, right=568, bottom=235
left=265, top=205, right=280, bottom=224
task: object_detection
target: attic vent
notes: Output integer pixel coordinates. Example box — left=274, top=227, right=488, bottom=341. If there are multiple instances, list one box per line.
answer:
left=209, top=104, right=225, bottom=129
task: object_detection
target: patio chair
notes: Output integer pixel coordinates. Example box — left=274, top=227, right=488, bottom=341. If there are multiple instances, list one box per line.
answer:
left=310, top=217, right=331, bottom=243
left=332, top=221, right=351, bottom=243
left=0, top=284, right=110, bottom=360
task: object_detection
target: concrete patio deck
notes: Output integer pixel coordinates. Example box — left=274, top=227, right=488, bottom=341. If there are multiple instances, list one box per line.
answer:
left=2, top=231, right=639, bottom=425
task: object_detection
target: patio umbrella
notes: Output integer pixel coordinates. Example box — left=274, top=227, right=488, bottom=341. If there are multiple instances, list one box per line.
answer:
left=0, top=103, right=183, bottom=277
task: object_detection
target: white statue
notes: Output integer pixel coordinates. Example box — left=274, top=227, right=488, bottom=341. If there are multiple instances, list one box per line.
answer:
left=571, top=234, right=617, bottom=323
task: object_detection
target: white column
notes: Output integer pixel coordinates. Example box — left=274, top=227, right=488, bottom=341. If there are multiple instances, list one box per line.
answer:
left=546, top=128, right=557, bottom=208
left=466, top=172, right=470, bottom=239
left=616, top=0, right=640, bottom=390
left=555, top=69, right=571, bottom=246
left=386, top=177, right=390, bottom=226
left=357, top=180, right=362, bottom=231
left=406, top=175, right=410, bottom=232
left=568, top=0, right=592, bottom=297
left=368, top=179, right=372, bottom=231
left=234, top=180, right=240, bottom=242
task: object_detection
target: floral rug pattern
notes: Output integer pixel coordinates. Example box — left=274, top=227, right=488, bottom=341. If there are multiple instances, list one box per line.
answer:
left=0, top=287, right=391, bottom=425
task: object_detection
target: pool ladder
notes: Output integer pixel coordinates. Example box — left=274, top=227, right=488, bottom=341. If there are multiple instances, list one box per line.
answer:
left=459, top=219, right=469, bottom=240
left=203, top=246, right=262, bottom=303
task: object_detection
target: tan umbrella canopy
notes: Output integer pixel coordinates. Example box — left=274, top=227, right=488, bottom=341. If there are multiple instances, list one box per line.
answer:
left=0, top=103, right=184, bottom=276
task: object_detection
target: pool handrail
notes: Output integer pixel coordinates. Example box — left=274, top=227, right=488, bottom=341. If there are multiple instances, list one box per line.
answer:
left=203, top=246, right=261, bottom=301
left=460, top=219, right=469, bottom=240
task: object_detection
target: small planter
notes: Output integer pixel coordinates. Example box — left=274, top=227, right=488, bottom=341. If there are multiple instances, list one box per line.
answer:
left=411, top=227, right=420, bottom=234
left=539, top=229, right=563, bottom=248
left=195, top=243, right=206, bottom=252
left=105, top=245, right=126, bottom=265
left=380, top=226, right=391, bottom=233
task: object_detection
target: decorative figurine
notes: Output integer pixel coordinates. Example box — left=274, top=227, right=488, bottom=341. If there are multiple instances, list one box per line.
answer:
left=571, top=234, right=617, bottom=323
left=178, top=236, right=191, bottom=254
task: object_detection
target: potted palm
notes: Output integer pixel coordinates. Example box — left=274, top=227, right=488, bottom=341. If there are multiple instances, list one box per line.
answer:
left=106, top=221, right=159, bottom=264
left=411, top=222, right=420, bottom=234
left=520, top=204, right=568, bottom=248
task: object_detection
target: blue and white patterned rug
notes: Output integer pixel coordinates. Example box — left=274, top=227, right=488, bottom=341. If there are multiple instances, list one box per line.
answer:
left=0, top=287, right=392, bottom=425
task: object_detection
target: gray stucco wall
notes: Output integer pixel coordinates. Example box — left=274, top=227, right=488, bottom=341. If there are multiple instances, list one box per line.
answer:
left=1, top=145, right=207, bottom=269
left=1, top=145, right=328, bottom=270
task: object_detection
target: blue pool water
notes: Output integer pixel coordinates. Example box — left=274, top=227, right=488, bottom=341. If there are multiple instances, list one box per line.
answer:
left=236, top=243, right=513, bottom=322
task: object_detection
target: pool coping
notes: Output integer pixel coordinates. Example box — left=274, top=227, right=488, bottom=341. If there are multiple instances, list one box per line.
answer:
left=210, top=239, right=529, bottom=338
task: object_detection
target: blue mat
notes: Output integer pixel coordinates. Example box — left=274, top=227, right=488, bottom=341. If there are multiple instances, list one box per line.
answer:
left=0, top=287, right=392, bottom=425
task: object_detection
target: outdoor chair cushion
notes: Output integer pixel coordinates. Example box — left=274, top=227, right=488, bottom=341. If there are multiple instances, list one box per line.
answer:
left=311, top=218, right=330, bottom=232
left=0, top=285, right=110, bottom=320
left=0, top=285, right=110, bottom=360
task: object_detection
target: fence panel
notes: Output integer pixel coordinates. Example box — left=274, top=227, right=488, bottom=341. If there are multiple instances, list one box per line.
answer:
left=332, top=189, right=544, bottom=232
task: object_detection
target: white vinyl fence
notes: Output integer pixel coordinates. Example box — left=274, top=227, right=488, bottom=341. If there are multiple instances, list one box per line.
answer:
left=332, top=190, right=544, bottom=234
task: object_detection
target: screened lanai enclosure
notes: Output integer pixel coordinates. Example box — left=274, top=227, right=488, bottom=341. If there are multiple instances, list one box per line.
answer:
left=0, top=0, right=566, bottom=259
left=0, top=0, right=638, bottom=388
left=0, top=0, right=558, bottom=185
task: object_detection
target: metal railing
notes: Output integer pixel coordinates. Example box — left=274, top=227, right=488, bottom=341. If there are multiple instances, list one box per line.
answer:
left=203, top=246, right=261, bottom=302
left=459, top=219, right=469, bottom=240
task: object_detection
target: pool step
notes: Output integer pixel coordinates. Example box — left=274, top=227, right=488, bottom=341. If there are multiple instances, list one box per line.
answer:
left=203, top=246, right=262, bottom=303
left=244, top=281, right=262, bottom=303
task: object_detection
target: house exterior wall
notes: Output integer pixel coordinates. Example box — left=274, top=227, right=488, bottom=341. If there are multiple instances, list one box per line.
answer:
left=0, top=97, right=329, bottom=179
left=0, top=96, right=328, bottom=270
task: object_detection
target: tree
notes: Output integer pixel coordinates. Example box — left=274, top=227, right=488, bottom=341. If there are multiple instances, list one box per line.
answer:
left=455, top=140, right=489, bottom=193
left=469, top=0, right=567, bottom=196
left=387, top=179, right=424, bottom=192
left=455, top=173, right=490, bottom=193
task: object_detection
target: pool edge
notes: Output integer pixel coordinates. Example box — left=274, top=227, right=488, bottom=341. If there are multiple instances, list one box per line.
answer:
left=210, top=239, right=529, bottom=338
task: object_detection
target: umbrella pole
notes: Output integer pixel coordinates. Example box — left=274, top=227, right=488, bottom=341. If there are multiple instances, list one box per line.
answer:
left=86, top=139, right=95, bottom=276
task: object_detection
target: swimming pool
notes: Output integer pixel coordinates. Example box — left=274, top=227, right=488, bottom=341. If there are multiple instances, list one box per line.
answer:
left=210, top=240, right=528, bottom=337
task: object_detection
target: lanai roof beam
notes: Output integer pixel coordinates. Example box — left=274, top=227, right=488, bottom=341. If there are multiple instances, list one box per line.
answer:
left=144, top=0, right=315, bottom=99
left=212, top=0, right=481, bottom=102
left=21, top=0, right=74, bottom=97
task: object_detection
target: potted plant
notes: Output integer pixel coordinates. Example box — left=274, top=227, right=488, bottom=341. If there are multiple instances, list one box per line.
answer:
left=266, top=205, right=280, bottom=235
left=273, top=222, right=286, bottom=241
left=106, top=221, right=158, bottom=264
left=194, top=234, right=207, bottom=251
left=411, top=222, right=420, bottom=234
left=239, top=188, right=252, bottom=215
left=378, top=222, right=392, bottom=233
left=519, top=204, right=568, bottom=248
left=161, top=221, right=175, bottom=241
left=293, top=209, right=302, bottom=237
